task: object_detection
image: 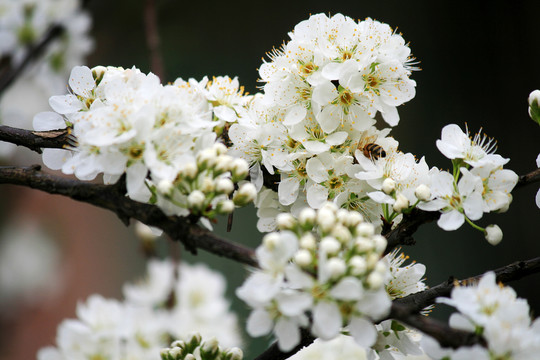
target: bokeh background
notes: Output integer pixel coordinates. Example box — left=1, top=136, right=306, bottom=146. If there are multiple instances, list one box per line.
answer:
left=1, top=0, right=539, bottom=359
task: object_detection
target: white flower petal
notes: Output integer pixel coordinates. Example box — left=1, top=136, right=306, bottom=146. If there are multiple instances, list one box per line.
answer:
left=306, top=157, right=328, bottom=183
left=307, top=183, right=328, bottom=209
left=276, top=291, right=313, bottom=316
left=303, top=141, right=330, bottom=154
left=330, top=277, right=363, bottom=300
left=284, top=105, right=307, bottom=126
left=437, top=210, right=465, bottom=231
left=317, top=105, right=341, bottom=133
left=42, top=149, right=72, bottom=170
left=278, top=177, right=300, bottom=206
left=69, top=66, right=95, bottom=97
left=33, top=112, right=66, bottom=131
left=246, top=309, right=273, bottom=337
left=312, top=301, right=342, bottom=340
left=49, top=95, right=82, bottom=114
left=348, top=316, right=377, bottom=347
left=275, top=317, right=301, bottom=351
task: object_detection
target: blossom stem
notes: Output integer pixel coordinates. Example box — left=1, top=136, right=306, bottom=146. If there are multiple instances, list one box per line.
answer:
left=464, top=216, right=485, bottom=232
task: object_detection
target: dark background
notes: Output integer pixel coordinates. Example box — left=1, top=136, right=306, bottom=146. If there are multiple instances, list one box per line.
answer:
left=2, top=1, right=540, bottom=359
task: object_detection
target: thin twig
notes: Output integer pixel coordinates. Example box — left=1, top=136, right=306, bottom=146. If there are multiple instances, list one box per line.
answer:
left=518, top=168, right=540, bottom=188
left=0, top=165, right=257, bottom=267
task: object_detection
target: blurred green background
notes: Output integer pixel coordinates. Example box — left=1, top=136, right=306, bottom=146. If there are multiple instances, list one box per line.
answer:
left=2, top=0, right=540, bottom=359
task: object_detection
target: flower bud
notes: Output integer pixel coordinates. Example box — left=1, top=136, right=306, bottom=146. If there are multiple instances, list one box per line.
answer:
left=225, top=347, right=244, bottom=360
left=529, top=90, right=540, bottom=125
left=354, top=237, right=373, bottom=252
left=414, top=184, right=431, bottom=201
left=197, top=147, right=217, bottom=168
left=91, top=65, right=107, bottom=84
left=382, top=178, right=396, bottom=195
left=356, top=222, right=374, bottom=237
left=182, top=162, right=198, bottom=180
left=349, top=255, right=367, bottom=275
left=294, top=249, right=312, bottom=267
left=276, top=213, right=296, bottom=230
left=215, top=154, right=233, bottom=173
left=200, top=176, right=215, bottom=193
left=213, top=142, right=228, bottom=155
left=327, top=257, right=346, bottom=279
left=188, top=190, right=205, bottom=209
left=231, top=158, right=249, bottom=181
left=216, top=199, right=235, bottom=214
left=317, top=207, right=336, bottom=232
left=485, top=224, right=503, bottom=245
left=216, top=178, right=234, bottom=194
left=298, top=207, right=316, bottom=228
left=263, top=233, right=282, bottom=251
left=157, top=180, right=174, bottom=195
left=373, top=235, right=387, bottom=253
left=393, top=193, right=409, bottom=213
left=343, top=211, right=363, bottom=227
left=320, top=236, right=341, bottom=255
left=331, top=224, right=352, bottom=243
left=299, top=233, right=316, bottom=250
left=201, top=337, right=219, bottom=356
left=233, top=183, right=257, bottom=206
left=366, top=253, right=380, bottom=269
left=185, top=355, right=196, bottom=360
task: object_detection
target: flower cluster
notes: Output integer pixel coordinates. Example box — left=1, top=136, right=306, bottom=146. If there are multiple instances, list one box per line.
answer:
left=227, top=13, right=417, bottom=228
left=236, top=203, right=392, bottom=351
left=34, top=65, right=254, bottom=222
left=422, top=272, right=540, bottom=359
left=160, top=333, right=243, bottom=360
left=417, top=124, right=518, bottom=243
left=38, top=259, right=242, bottom=360
left=0, top=0, right=93, bottom=159
left=284, top=249, right=429, bottom=360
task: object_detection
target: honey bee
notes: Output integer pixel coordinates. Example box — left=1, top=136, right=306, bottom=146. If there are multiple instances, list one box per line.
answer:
left=362, top=143, right=386, bottom=160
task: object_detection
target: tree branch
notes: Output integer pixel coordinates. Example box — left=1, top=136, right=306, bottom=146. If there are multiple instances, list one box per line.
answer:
left=393, top=256, right=540, bottom=314
left=383, top=208, right=440, bottom=254
left=0, top=125, right=70, bottom=154
left=0, top=165, right=257, bottom=267
left=518, top=168, right=540, bottom=188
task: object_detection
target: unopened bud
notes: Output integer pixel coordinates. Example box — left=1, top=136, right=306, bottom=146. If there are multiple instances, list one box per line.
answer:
left=201, top=176, right=216, bottom=193
left=216, top=178, right=234, bottom=194
left=215, top=154, right=233, bottom=173
left=317, top=207, right=336, bottom=232
left=197, top=148, right=217, bottom=168
left=393, top=193, right=409, bottom=213
left=157, top=180, right=174, bottom=195
left=355, top=237, right=373, bottom=252
left=320, top=236, right=341, bottom=255
left=216, top=199, right=235, bottom=214
left=485, top=224, right=503, bottom=246
left=349, top=255, right=367, bottom=275
left=276, top=213, right=296, bottom=230
left=213, top=142, right=228, bottom=155
left=327, top=258, right=346, bottom=279
left=201, top=337, right=219, bottom=356
left=382, top=178, right=396, bottom=195
left=232, top=183, right=257, bottom=206
left=529, top=90, right=540, bottom=125
left=299, top=233, right=316, bottom=250
left=331, top=224, right=352, bottom=243
left=414, top=184, right=431, bottom=201
left=188, top=190, right=205, bottom=209
left=373, top=235, right=387, bottom=253
left=263, top=233, right=282, bottom=251
left=356, top=222, right=374, bottom=237
left=225, top=347, right=244, bottom=360
left=231, top=158, right=249, bottom=181
left=182, top=162, right=198, bottom=180
left=343, top=211, right=363, bottom=227
left=298, top=207, right=316, bottom=228
left=294, top=249, right=312, bottom=267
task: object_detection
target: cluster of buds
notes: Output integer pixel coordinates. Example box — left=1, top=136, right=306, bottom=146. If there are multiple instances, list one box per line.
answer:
left=160, top=333, right=243, bottom=360
left=236, top=203, right=392, bottom=351
left=155, top=143, right=256, bottom=220
left=379, top=177, right=432, bottom=215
